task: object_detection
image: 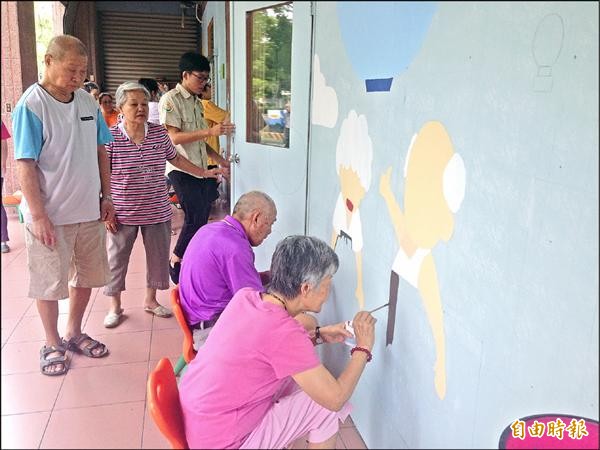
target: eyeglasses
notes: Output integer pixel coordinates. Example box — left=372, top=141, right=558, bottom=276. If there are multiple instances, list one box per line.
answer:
left=189, top=72, right=211, bottom=84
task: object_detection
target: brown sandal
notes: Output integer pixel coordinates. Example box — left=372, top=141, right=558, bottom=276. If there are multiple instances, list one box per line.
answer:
left=65, top=333, right=109, bottom=358
left=40, top=343, right=68, bottom=376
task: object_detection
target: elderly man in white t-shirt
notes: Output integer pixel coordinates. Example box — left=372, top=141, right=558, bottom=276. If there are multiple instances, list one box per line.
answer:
left=12, top=35, right=115, bottom=376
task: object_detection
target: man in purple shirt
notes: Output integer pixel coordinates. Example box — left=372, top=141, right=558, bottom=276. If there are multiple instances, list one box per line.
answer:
left=179, top=191, right=277, bottom=349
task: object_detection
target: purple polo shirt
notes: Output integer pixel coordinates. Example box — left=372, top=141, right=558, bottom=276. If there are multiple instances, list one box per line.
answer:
left=179, top=215, right=264, bottom=325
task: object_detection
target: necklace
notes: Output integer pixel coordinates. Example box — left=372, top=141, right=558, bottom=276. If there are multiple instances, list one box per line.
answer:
left=268, top=292, right=287, bottom=311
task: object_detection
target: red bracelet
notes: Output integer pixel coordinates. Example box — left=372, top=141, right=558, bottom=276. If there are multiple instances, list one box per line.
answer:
left=350, top=346, right=372, bottom=362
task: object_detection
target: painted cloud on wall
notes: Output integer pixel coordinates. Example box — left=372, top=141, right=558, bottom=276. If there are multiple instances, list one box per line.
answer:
left=311, top=54, right=339, bottom=128
left=336, top=1, right=437, bottom=92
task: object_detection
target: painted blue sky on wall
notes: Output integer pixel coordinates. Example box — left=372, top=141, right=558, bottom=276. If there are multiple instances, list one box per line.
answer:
left=336, top=1, right=437, bottom=92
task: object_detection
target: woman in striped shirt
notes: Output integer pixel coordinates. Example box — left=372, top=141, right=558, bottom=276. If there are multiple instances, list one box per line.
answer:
left=102, top=81, right=226, bottom=328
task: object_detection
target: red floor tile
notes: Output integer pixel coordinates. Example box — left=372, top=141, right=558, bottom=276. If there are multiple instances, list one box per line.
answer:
left=7, top=314, right=71, bottom=344
left=84, top=307, right=154, bottom=335
left=141, top=404, right=171, bottom=449
left=1, top=317, right=20, bottom=347
left=1, top=372, right=64, bottom=415
left=67, top=331, right=151, bottom=369
left=0, top=297, right=32, bottom=319
left=92, top=288, right=155, bottom=311
left=149, top=327, right=185, bottom=360
left=54, top=362, right=148, bottom=410
left=1, top=339, right=48, bottom=375
left=41, top=401, right=145, bottom=449
left=1, top=411, right=51, bottom=449
left=339, top=425, right=368, bottom=449
left=0, top=278, right=30, bottom=299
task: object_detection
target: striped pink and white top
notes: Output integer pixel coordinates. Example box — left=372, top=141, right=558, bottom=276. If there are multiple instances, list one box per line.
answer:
left=106, top=122, right=177, bottom=225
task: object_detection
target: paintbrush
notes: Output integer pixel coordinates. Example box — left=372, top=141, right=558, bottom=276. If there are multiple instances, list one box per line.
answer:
left=368, top=303, right=389, bottom=314
left=343, top=303, right=389, bottom=345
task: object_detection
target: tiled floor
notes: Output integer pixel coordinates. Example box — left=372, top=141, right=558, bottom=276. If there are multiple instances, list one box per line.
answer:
left=0, top=203, right=367, bottom=449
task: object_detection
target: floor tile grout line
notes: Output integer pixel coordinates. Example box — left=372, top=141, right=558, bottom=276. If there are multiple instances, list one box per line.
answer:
left=2, top=353, right=155, bottom=376
left=38, top=365, right=69, bottom=449
left=4, top=327, right=155, bottom=346
left=140, top=314, right=157, bottom=449
left=1, top=300, right=30, bottom=352
left=51, top=398, right=147, bottom=413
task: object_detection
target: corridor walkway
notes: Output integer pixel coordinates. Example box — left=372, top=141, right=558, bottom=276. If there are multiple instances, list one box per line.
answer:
left=1, top=204, right=367, bottom=449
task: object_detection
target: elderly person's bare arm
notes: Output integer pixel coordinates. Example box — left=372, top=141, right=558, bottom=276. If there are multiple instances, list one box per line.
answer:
left=169, top=153, right=222, bottom=179
left=1, top=137, right=8, bottom=173
left=16, top=159, right=56, bottom=247
left=292, top=311, right=376, bottom=411
left=295, top=312, right=318, bottom=334
left=165, top=122, right=235, bottom=146
left=205, top=144, right=231, bottom=178
left=97, top=144, right=115, bottom=223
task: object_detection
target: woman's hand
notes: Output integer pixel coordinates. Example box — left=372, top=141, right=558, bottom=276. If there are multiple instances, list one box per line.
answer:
left=352, top=311, right=376, bottom=351
left=319, top=323, right=353, bottom=344
left=219, top=165, right=230, bottom=180
left=204, top=167, right=223, bottom=179
left=100, top=197, right=115, bottom=223
left=105, top=218, right=118, bottom=234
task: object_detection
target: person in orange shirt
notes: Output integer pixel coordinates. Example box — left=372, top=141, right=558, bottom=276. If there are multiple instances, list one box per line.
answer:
left=200, top=83, right=229, bottom=165
left=99, top=92, right=120, bottom=128
left=200, top=83, right=230, bottom=213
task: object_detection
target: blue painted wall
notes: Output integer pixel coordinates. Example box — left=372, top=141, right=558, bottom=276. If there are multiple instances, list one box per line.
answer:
left=307, top=2, right=598, bottom=448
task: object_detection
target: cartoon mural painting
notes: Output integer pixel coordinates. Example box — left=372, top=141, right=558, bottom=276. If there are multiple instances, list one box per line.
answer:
left=336, top=1, right=437, bottom=92
left=379, top=121, right=465, bottom=399
left=331, top=110, right=374, bottom=309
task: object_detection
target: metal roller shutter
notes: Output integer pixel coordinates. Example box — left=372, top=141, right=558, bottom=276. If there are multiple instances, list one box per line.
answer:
left=99, top=10, right=199, bottom=95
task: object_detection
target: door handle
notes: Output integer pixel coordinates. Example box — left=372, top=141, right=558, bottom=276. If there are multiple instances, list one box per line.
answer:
left=229, top=153, right=240, bottom=164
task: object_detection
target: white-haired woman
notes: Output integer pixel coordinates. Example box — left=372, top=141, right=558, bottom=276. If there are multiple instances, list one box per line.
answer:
left=102, top=81, right=222, bottom=328
left=179, top=235, right=376, bottom=449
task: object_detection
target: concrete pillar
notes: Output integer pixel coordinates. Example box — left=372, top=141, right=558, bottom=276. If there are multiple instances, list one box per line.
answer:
left=1, top=0, right=37, bottom=194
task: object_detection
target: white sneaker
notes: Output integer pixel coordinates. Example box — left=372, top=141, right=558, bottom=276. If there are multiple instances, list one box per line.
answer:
left=0, top=242, right=9, bottom=253
left=103, top=310, right=123, bottom=328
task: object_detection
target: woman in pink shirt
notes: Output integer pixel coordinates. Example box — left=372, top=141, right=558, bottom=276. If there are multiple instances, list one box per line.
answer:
left=102, top=81, right=219, bottom=328
left=179, top=235, right=377, bottom=449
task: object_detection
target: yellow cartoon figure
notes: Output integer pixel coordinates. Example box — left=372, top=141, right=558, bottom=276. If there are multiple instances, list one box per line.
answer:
left=331, top=110, right=373, bottom=309
left=379, top=121, right=465, bottom=400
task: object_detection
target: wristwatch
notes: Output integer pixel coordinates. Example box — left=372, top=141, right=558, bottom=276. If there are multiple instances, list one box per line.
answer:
left=315, top=326, right=323, bottom=345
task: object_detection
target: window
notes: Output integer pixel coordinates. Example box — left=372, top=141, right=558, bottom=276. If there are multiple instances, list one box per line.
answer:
left=246, top=3, right=292, bottom=148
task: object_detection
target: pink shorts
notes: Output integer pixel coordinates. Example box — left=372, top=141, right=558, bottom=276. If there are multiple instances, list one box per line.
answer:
left=240, top=381, right=352, bottom=448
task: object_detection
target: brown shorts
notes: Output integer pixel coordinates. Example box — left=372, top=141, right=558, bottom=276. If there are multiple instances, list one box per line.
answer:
left=25, top=220, right=109, bottom=300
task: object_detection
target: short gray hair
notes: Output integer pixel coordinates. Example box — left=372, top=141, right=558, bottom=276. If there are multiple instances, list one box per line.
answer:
left=115, top=81, right=150, bottom=109
left=46, top=35, right=87, bottom=60
left=268, top=235, right=339, bottom=299
left=233, top=191, right=276, bottom=219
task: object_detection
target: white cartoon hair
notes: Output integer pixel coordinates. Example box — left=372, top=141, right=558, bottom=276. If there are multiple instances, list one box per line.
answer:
left=443, top=153, right=466, bottom=213
left=335, top=110, right=373, bottom=190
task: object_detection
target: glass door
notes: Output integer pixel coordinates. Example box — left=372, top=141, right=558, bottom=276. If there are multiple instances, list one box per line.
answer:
left=230, top=1, right=312, bottom=268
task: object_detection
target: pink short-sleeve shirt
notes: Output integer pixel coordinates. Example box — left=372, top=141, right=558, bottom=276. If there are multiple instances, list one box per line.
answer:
left=179, top=287, right=320, bottom=449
